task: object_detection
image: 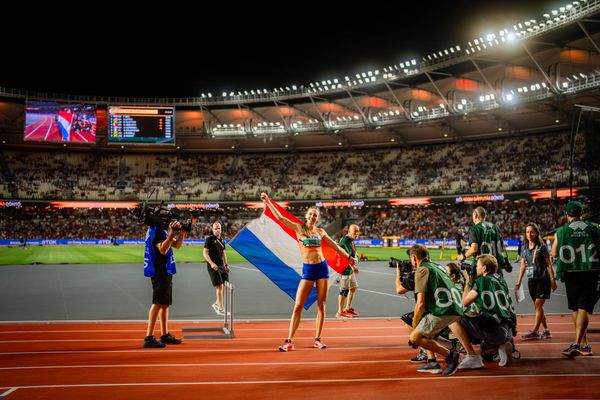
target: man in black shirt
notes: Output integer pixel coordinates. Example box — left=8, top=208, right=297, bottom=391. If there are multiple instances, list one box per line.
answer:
left=143, top=219, right=186, bottom=348
left=204, top=222, right=230, bottom=315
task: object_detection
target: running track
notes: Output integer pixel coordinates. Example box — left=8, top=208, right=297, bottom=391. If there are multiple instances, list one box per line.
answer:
left=25, top=114, right=95, bottom=142
left=0, top=315, right=598, bottom=399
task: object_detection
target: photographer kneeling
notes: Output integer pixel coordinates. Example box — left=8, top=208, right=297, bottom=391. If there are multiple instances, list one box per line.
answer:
left=461, top=254, right=516, bottom=366
left=142, top=217, right=186, bottom=348
left=406, top=244, right=482, bottom=376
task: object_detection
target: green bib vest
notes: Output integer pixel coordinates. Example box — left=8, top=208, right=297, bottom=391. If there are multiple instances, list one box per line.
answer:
left=422, top=261, right=463, bottom=317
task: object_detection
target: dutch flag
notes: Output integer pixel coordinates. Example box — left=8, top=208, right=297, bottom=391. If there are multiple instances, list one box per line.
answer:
left=57, top=110, right=74, bottom=141
left=230, top=200, right=350, bottom=310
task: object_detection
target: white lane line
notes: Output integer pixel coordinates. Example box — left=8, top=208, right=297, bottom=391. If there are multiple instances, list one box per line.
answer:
left=0, top=387, right=18, bottom=398
left=0, top=335, right=403, bottom=343
left=0, top=326, right=402, bottom=334
left=359, top=270, right=396, bottom=276
left=2, top=355, right=597, bottom=371
left=0, top=317, right=402, bottom=323
left=0, top=359, right=410, bottom=371
left=24, top=117, right=47, bottom=138
left=357, top=288, right=410, bottom=299
left=0, top=346, right=406, bottom=356
left=1, top=374, right=600, bottom=392
left=43, top=116, right=54, bottom=140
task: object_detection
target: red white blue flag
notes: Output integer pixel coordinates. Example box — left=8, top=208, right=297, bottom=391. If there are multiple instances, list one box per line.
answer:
left=230, top=200, right=349, bottom=309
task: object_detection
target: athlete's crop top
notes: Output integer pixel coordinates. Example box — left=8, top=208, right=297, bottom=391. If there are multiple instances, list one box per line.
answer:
left=299, top=228, right=322, bottom=252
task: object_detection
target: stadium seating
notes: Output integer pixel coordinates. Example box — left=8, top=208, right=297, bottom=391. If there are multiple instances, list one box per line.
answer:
left=0, top=131, right=589, bottom=202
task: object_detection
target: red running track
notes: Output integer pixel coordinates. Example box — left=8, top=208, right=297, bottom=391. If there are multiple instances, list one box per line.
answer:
left=0, top=315, right=598, bottom=399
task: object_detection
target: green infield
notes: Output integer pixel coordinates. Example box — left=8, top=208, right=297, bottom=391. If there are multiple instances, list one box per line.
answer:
left=0, top=244, right=518, bottom=265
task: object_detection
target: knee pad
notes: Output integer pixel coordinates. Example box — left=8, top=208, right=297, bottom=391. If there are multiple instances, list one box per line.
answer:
left=340, top=289, right=349, bottom=297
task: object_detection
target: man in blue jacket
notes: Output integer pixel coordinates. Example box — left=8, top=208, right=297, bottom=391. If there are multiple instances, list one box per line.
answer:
left=143, top=218, right=186, bottom=348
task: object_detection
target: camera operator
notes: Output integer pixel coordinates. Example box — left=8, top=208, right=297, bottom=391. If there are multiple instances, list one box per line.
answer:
left=395, top=253, right=441, bottom=371
left=204, top=222, right=230, bottom=316
left=142, top=216, right=185, bottom=348
left=407, top=244, right=481, bottom=376
left=458, top=207, right=511, bottom=276
left=461, top=254, right=516, bottom=366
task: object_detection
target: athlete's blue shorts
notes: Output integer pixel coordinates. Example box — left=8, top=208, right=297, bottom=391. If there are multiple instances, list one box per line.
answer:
left=302, top=260, right=329, bottom=281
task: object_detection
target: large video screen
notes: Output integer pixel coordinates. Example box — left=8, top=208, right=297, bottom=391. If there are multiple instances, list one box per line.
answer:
left=108, top=106, right=175, bottom=143
left=25, top=101, right=97, bottom=143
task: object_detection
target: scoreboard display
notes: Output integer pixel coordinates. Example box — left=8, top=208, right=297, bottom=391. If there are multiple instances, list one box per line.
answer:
left=108, top=106, right=175, bottom=143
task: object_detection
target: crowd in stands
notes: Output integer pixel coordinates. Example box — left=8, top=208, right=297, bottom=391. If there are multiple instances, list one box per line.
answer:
left=358, top=198, right=570, bottom=241
left=0, top=198, right=581, bottom=241
left=0, top=131, right=589, bottom=202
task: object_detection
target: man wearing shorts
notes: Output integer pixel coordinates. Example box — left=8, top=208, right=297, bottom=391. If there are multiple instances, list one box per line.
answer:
left=551, top=201, right=600, bottom=357
left=204, top=222, right=230, bottom=316
left=408, top=244, right=481, bottom=376
left=337, top=224, right=360, bottom=318
left=143, top=217, right=185, bottom=348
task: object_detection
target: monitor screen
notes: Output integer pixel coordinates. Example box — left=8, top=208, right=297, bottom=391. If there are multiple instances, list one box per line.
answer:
left=25, top=101, right=97, bottom=143
left=108, top=106, right=175, bottom=143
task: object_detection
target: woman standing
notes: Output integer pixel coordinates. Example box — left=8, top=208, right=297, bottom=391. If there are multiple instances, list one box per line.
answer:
left=260, top=193, right=355, bottom=351
left=515, top=223, right=557, bottom=340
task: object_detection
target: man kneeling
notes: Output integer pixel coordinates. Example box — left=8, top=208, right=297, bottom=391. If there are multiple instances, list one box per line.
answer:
left=461, top=254, right=516, bottom=366
left=408, top=245, right=483, bottom=376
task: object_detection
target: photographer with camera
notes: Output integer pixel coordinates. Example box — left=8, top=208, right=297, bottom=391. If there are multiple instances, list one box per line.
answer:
left=395, top=254, right=439, bottom=371
left=406, top=244, right=481, bottom=376
left=461, top=254, right=516, bottom=366
left=337, top=224, right=360, bottom=319
left=458, top=207, right=511, bottom=276
left=142, top=213, right=186, bottom=348
left=204, top=222, right=230, bottom=316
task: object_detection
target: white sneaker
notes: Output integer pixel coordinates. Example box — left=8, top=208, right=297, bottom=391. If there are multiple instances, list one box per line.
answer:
left=457, top=355, right=484, bottom=370
left=498, top=342, right=513, bottom=367
left=212, top=303, right=222, bottom=315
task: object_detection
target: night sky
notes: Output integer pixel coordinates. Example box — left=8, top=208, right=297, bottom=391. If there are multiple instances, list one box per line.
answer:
left=1, top=0, right=556, bottom=97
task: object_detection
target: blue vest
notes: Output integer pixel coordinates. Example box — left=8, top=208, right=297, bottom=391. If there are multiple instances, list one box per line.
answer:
left=144, top=226, right=176, bottom=277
